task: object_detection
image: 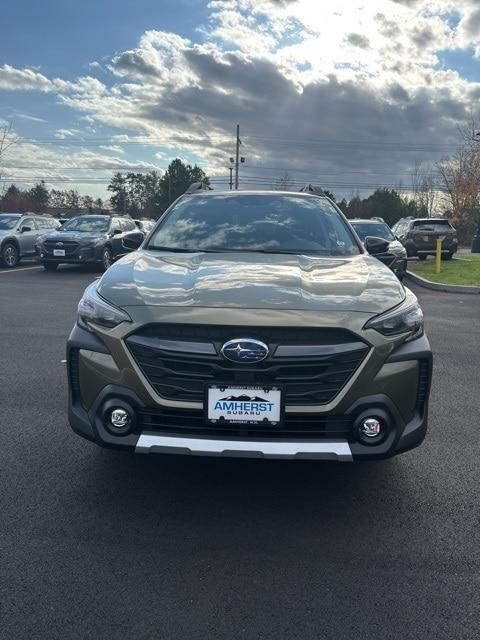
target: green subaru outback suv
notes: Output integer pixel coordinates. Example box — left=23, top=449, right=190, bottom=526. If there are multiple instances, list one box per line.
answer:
left=67, top=190, right=432, bottom=461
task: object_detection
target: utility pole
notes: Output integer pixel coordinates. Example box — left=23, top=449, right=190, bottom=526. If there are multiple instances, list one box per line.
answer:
left=235, top=124, right=240, bottom=190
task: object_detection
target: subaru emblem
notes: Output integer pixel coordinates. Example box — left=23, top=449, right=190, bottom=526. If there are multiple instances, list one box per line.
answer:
left=221, top=339, right=269, bottom=364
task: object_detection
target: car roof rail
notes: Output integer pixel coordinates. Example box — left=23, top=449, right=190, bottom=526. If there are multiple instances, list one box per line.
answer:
left=299, top=183, right=326, bottom=196
left=185, top=181, right=213, bottom=194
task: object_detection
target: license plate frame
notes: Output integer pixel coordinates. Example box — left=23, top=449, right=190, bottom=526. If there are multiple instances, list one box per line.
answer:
left=53, top=249, right=66, bottom=257
left=205, top=384, right=284, bottom=426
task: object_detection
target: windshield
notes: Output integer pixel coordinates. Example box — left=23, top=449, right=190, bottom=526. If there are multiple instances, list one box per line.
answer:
left=60, top=216, right=110, bottom=233
left=413, top=220, right=453, bottom=232
left=148, top=194, right=360, bottom=256
left=352, top=222, right=394, bottom=241
left=0, top=215, right=20, bottom=231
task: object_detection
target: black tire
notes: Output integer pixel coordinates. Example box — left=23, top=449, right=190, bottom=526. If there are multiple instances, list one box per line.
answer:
left=101, top=246, right=113, bottom=271
left=418, top=254, right=427, bottom=261
left=43, top=262, right=59, bottom=271
left=443, top=253, right=453, bottom=261
left=1, top=242, right=20, bottom=268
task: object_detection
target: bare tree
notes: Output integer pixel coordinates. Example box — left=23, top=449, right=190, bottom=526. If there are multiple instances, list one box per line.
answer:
left=436, top=128, right=480, bottom=242
left=273, top=172, right=295, bottom=191
left=411, top=161, right=436, bottom=218
left=64, top=189, right=80, bottom=209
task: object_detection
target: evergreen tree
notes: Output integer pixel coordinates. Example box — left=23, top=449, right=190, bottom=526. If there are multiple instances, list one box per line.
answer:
left=29, top=181, right=49, bottom=211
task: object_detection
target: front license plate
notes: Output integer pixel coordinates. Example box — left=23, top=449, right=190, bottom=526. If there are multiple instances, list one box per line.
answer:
left=206, top=385, right=282, bottom=426
left=422, top=235, right=430, bottom=242
left=53, top=249, right=65, bottom=257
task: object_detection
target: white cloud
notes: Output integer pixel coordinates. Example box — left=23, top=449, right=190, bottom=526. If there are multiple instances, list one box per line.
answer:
left=0, top=64, right=55, bottom=92
left=9, top=112, right=47, bottom=123
left=99, top=144, right=125, bottom=154
left=54, top=129, right=76, bottom=139
left=2, top=1, right=480, bottom=196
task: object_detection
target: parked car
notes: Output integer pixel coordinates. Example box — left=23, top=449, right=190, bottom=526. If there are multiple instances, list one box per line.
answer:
left=392, top=217, right=457, bottom=260
left=35, top=214, right=144, bottom=271
left=67, top=190, right=432, bottom=462
left=350, top=219, right=407, bottom=280
left=133, top=219, right=155, bottom=233
left=0, top=213, right=60, bottom=268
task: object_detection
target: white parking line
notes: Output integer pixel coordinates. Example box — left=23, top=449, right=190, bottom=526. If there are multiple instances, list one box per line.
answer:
left=0, top=266, right=43, bottom=274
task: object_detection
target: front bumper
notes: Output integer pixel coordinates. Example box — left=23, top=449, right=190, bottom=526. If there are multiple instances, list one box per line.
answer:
left=67, top=325, right=432, bottom=461
left=405, top=241, right=457, bottom=257
left=36, top=244, right=103, bottom=264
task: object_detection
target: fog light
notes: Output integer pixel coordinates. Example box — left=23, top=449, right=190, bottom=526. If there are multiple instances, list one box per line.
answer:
left=360, top=417, right=382, bottom=438
left=109, top=408, right=131, bottom=433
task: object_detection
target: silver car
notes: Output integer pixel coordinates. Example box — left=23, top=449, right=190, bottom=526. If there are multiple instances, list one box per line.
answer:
left=0, top=213, right=60, bottom=268
left=350, top=219, right=408, bottom=280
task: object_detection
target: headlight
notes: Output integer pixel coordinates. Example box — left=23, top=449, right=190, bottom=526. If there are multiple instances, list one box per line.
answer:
left=82, top=238, right=103, bottom=247
left=365, top=302, right=424, bottom=342
left=77, top=282, right=131, bottom=331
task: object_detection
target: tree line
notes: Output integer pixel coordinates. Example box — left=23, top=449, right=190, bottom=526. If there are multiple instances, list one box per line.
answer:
left=0, top=182, right=105, bottom=213
left=0, top=158, right=209, bottom=218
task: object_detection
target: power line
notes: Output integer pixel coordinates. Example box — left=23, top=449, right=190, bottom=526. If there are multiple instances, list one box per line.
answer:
left=0, top=174, right=446, bottom=191
left=12, top=133, right=460, bottom=152
left=247, top=134, right=458, bottom=150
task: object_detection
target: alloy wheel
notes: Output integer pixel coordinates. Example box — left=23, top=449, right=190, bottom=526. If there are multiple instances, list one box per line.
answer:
left=3, top=245, right=19, bottom=268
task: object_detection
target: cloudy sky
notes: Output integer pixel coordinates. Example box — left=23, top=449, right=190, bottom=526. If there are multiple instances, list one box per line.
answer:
left=1, top=0, right=480, bottom=200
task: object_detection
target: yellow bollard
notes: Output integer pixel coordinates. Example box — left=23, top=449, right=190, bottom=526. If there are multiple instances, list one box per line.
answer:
left=435, top=238, right=443, bottom=274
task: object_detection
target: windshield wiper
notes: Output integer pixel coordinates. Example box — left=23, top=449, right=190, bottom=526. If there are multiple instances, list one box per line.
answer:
left=148, top=246, right=224, bottom=253
left=148, top=246, right=330, bottom=255
left=211, top=248, right=331, bottom=255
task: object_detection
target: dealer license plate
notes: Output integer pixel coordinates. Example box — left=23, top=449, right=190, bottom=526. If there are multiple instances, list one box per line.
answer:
left=206, top=385, right=282, bottom=426
left=53, top=249, right=65, bottom=257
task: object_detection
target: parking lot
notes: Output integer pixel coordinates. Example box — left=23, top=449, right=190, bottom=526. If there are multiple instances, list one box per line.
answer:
left=2, top=264, right=480, bottom=639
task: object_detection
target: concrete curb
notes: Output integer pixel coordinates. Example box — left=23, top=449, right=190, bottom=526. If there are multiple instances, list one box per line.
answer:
left=405, top=270, right=480, bottom=294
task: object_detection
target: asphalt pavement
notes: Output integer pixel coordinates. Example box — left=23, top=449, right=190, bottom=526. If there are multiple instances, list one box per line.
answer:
left=1, top=264, right=480, bottom=640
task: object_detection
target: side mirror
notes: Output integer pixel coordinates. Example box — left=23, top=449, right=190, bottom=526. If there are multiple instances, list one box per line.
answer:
left=20, top=226, right=32, bottom=233
left=122, top=234, right=143, bottom=251
left=365, top=236, right=390, bottom=255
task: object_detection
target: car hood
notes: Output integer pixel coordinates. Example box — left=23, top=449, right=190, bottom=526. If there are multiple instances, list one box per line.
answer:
left=0, top=229, right=17, bottom=238
left=97, top=251, right=405, bottom=314
left=387, top=239, right=407, bottom=257
left=40, top=230, right=104, bottom=243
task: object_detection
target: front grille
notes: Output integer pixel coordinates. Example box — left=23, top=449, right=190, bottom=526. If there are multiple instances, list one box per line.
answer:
left=126, top=324, right=369, bottom=406
left=137, top=407, right=353, bottom=440
left=44, top=240, right=79, bottom=255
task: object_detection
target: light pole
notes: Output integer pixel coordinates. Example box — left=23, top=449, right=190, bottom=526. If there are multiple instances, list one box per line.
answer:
left=472, top=133, right=480, bottom=252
